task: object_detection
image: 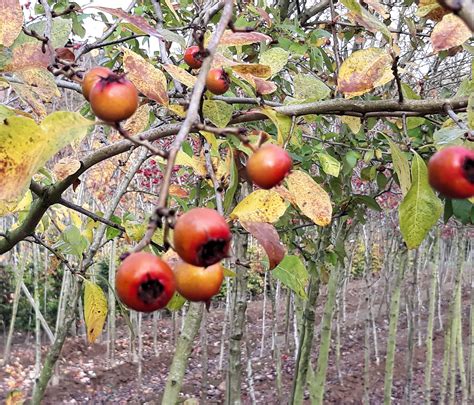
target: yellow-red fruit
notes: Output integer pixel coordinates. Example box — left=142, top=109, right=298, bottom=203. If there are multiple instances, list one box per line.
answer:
left=173, top=208, right=231, bottom=267
left=428, top=146, right=474, bottom=199
left=115, top=252, right=176, bottom=312
left=184, top=46, right=203, bottom=69
left=174, top=261, right=224, bottom=302
left=246, top=143, right=293, bottom=189
left=89, top=74, right=138, bottom=122
left=81, top=66, right=113, bottom=101
left=206, top=68, right=230, bottom=95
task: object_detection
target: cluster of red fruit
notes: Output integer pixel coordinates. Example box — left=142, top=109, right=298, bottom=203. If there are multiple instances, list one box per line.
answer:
left=115, top=208, right=231, bottom=312
left=184, top=45, right=230, bottom=95
left=428, top=146, right=474, bottom=199
left=82, top=67, right=138, bottom=122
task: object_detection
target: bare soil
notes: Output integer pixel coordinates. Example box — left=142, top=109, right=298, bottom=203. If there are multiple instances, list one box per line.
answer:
left=0, top=278, right=469, bottom=404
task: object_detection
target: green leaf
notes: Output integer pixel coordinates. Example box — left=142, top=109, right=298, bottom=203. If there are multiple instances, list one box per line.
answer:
left=259, top=47, right=289, bottom=76
left=317, top=152, right=341, bottom=177
left=353, top=195, right=382, bottom=211
left=452, top=199, right=473, bottom=224
left=61, top=225, right=89, bottom=257
left=273, top=255, right=308, bottom=299
left=433, top=127, right=466, bottom=147
left=224, top=146, right=239, bottom=214
left=14, top=18, right=72, bottom=48
left=202, top=100, right=233, bottom=128
left=399, top=153, right=443, bottom=249
left=293, top=74, right=330, bottom=102
left=387, top=138, right=411, bottom=196
left=166, top=292, right=186, bottom=311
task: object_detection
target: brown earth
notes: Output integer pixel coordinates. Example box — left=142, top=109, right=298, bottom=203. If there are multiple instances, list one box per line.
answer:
left=0, top=278, right=469, bottom=404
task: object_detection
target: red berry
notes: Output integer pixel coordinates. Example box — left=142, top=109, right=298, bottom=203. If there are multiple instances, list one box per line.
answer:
left=428, top=146, right=474, bottom=199
left=206, top=68, right=230, bottom=95
left=89, top=73, right=138, bottom=122
left=115, top=252, right=176, bottom=312
left=81, top=66, right=113, bottom=101
left=174, top=261, right=224, bottom=302
left=173, top=208, right=232, bottom=267
left=184, top=46, right=204, bottom=69
left=246, top=143, right=293, bottom=189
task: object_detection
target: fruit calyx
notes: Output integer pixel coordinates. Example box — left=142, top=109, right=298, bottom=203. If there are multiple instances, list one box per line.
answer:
left=463, top=156, right=474, bottom=183
left=198, top=238, right=230, bottom=267
left=138, top=276, right=164, bottom=305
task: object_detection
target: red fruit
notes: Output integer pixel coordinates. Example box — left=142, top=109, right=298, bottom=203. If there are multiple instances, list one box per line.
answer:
left=81, top=66, right=113, bottom=101
left=89, top=73, right=138, bottom=122
left=173, top=208, right=232, bottom=267
left=115, top=252, right=175, bottom=312
left=428, top=146, right=474, bottom=199
left=206, top=68, right=230, bottom=95
left=184, top=46, right=203, bottom=69
left=246, top=143, right=293, bottom=189
left=174, top=261, right=224, bottom=302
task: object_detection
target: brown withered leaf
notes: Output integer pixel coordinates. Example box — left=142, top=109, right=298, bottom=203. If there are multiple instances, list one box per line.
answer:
left=211, top=53, right=237, bottom=69
left=254, top=7, right=272, bottom=27
left=123, top=48, right=169, bottom=106
left=0, top=0, right=23, bottom=47
left=53, top=157, right=81, bottom=181
left=55, top=47, right=75, bottom=62
left=241, top=221, right=286, bottom=270
left=254, top=77, right=277, bottom=95
left=4, top=43, right=53, bottom=72
left=431, top=14, right=471, bottom=53
left=86, top=6, right=164, bottom=39
left=17, top=68, right=60, bottom=102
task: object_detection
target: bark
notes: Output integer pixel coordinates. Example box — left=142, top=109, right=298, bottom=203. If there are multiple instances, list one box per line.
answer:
left=161, top=302, right=204, bottom=404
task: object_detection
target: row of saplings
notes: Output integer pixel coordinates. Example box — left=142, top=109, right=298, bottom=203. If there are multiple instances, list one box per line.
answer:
left=79, top=46, right=474, bottom=311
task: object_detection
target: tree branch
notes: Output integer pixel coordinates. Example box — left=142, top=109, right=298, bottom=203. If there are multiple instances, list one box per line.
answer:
left=0, top=96, right=468, bottom=254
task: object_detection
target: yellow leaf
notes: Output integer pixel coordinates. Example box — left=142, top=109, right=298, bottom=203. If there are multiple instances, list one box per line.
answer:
left=53, top=157, right=81, bottom=181
left=0, top=112, right=93, bottom=216
left=219, top=30, right=272, bottom=46
left=167, top=104, right=186, bottom=118
left=255, top=107, right=292, bottom=145
left=286, top=170, right=332, bottom=226
left=163, top=64, right=197, bottom=88
left=123, top=48, right=169, bottom=106
left=337, top=48, right=394, bottom=98
left=17, top=69, right=60, bottom=102
left=231, top=64, right=272, bottom=79
left=431, top=14, right=471, bottom=53
left=123, top=104, right=150, bottom=135
left=84, top=280, right=108, bottom=344
left=10, top=83, right=47, bottom=119
left=230, top=189, right=288, bottom=223
left=69, top=210, right=82, bottom=230
left=5, top=389, right=24, bottom=405
left=341, top=115, right=361, bottom=134
left=12, top=190, right=32, bottom=213
left=175, top=150, right=207, bottom=176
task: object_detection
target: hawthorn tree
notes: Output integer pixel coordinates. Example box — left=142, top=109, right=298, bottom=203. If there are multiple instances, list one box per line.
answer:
left=0, top=0, right=473, bottom=403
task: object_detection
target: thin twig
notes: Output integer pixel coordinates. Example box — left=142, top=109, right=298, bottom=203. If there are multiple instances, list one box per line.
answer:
left=58, top=197, right=125, bottom=232
left=444, top=104, right=474, bottom=140
left=114, top=122, right=169, bottom=158
left=203, top=141, right=224, bottom=214
left=26, top=234, right=75, bottom=272
left=391, top=55, right=404, bottom=103
left=132, top=0, right=234, bottom=253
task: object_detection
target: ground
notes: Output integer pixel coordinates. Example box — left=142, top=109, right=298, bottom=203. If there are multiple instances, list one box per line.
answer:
left=0, top=278, right=468, bottom=404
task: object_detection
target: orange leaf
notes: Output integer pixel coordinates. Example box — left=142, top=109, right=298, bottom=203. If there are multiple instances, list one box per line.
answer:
left=231, top=64, right=272, bottom=79
left=163, top=64, right=197, bottom=88
left=254, top=77, right=277, bottom=95
left=0, top=0, right=23, bottom=47
left=4, top=43, right=53, bottom=72
left=123, top=48, right=169, bottom=106
left=219, top=30, right=272, bottom=46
